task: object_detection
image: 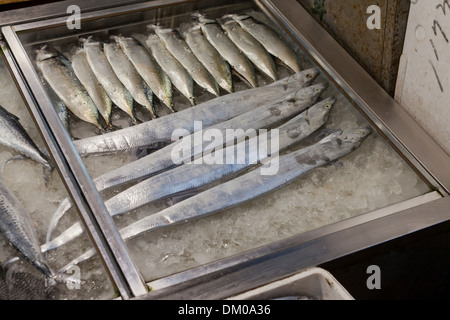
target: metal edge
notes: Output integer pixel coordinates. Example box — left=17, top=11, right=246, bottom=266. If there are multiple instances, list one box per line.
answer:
left=256, top=0, right=450, bottom=195
left=139, top=193, right=449, bottom=300
left=0, top=0, right=147, bottom=30
left=1, top=27, right=148, bottom=299
left=10, top=0, right=195, bottom=32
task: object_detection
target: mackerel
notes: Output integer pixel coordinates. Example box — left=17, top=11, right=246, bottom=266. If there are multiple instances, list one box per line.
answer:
left=72, top=68, right=319, bottom=157
left=36, top=45, right=103, bottom=131
left=114, top=35, right=173, bottom=112
left=219, top=15, right=278, bottom=81
left=134, top=31, right=195, bottom=106
left=153, top=25, right=220, bottom=97
left=71, top=47, right=113, bottom=127
left=183, top=24, right=233, bottom=93
left=230, top=14, right=302, bottom=73
left=193, top=13, right=258, bottom=88
left=103, top=40, right=156, bottom=118
left=43, top=98, right=334, bottom=251
left=0, top=104, right=54, bottom=182
left=0, top=177, right=55, bottom=279
left=59, top=127, right=372, bottom=271
left=82, top=37, right=138, bottom=124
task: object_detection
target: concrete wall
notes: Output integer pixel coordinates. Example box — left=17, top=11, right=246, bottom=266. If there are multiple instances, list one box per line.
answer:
left=296, top=0, right=410, bottom=96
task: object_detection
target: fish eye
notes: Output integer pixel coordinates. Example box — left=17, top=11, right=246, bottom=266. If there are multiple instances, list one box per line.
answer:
left=315, top=87, right=321, bottom=92
left=324, top=104, right=331, bottom=109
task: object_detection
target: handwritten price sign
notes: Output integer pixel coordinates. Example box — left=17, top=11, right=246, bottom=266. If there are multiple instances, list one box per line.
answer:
left=396, top=0, right=450, bottom=155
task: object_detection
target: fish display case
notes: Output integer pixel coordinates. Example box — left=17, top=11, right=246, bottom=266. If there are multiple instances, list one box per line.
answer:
left=0, top=0, right=449, bottom=300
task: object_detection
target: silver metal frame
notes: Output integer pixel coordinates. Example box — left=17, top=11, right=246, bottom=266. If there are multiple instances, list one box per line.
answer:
left=0, top=0, right=449, bottom=300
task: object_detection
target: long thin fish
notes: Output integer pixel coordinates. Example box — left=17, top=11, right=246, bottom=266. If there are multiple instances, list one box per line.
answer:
left=82, top=37, right=138, bottom=124
left=72, top=68, right=319, bottom=156
left=114, top=35, right=173, bottom=112
left=58, top=127, right=372, bottom=271
left=230, top=14, right=302, bottom=73
left=153, top=25, right=220, bottom=97
left=106, top=98, right=334, bottom=216
left=219, top=14, right=278, bottom=81
left=44, top=82, right=326, bottom=251
left=193, top=13, right=258, bottom=88
left=36, top=45, right=103, bottom=131
left=103, top=40, right=156, bottom=119
left=43, top=98, right=334, bottom=251
left=0, top=104, right=54, bottom=182
left=182, top=24, right=233, bottom=93
left=71, top=47, right=113, bottom=128
left=0, top=177, right=55, bottom=279
left=135, top=31, right=195, bottom=106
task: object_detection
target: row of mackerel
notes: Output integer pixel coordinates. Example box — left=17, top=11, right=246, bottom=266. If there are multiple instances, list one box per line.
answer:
left=44, top=79, right=327, bottom=251
left=42, top=97, right=334, bottom=251
left=58, top=127, right=372, bottom=272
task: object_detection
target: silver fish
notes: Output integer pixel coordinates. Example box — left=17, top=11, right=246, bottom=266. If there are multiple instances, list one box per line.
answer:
left=114, top=35, right=173, bottom=112
left=43, top=81, right=326, bottom=252
left=0, top=104, right=54, bottom=182
left=153, top=25, right=220, bottom=97
left=119, top=127, right=372, bottom=239
left=71, top=47, right=113, bottom=128
left=82, top=37, right=138, bottom=124
left=0, top=177, right=55, bottom=279
left=103, top=40, right=156, bottom=119
left=43, top=98, right=334, bottom=251
left=219, top=14, right=278, bottom=81
left=58, top=127, right=372, bottom=271
left=135, top=31, right=195, bottom=106
left=72, top=68, right=320, bottom=157
left=193, top=13, right=258, bottom=88
left=182, top=24, right=233, bottom=94
left=36, top=45, right=103, bottom=131
left=107, top=98, right=334, bottom=215
left=230, top=14, right=302, bottom=73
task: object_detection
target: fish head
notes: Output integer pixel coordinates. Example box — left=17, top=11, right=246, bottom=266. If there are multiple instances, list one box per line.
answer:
left=335, top=127, right=373, bottom=152
left=339, top=127, right=373, bottom=144
left=290, top=82, right=328, bottom=104
left=290, top=68, right=321, bottom=86
left=35, top=45, right=59, bottom=61
left=304, top=97, right=335, bottom=128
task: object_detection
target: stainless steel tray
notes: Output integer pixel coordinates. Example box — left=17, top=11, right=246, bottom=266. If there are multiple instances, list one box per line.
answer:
left=1, top=0, right=449, bottom=300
